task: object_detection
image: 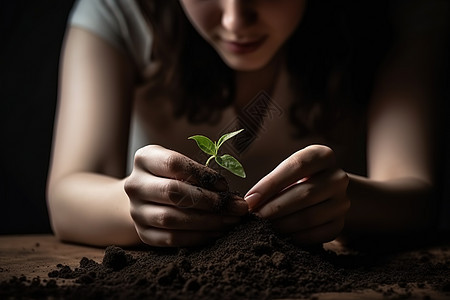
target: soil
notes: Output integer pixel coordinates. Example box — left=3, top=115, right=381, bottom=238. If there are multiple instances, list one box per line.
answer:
left=187, top=160, right=227, bottom=192
left=186, top=159, right=244, bottom=213
left=2, top=169, right=449, bottom=299
left=1, top=215, right=450, bottom=300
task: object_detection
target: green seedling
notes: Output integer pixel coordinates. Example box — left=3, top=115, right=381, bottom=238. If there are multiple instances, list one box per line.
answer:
left=189, top=129, right=246, bottom=178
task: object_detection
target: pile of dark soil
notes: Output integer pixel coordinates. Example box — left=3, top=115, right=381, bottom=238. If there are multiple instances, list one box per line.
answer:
left=1, top=215, right=450, bottom=299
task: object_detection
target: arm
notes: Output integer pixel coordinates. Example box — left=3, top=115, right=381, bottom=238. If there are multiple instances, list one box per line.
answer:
left=245, top=78, right=438, bottom=244
left=343, top=0, right=450, bottom=236
left=245, top=3, right=447, bottom=243
left=47, top=27, right=139, bottom=246
left=47, top=27, right=247, bottom=247
left=344, top=28, right=444, bottom=235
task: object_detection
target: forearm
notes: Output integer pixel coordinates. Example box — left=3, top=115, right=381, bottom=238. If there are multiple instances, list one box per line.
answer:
left=344, top=174, right=437, bottom=236
left=47, top=173, right=141, bottom=247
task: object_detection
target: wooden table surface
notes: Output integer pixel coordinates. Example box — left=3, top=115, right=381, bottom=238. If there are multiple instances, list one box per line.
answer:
left=1, top=234, right=449, bottom=300
left=0, top=234, right=105, bottom=282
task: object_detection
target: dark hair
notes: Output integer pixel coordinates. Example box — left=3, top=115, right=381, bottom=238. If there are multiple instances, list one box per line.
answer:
left=137, top=0, right=234, bottom=125
left=137, top=0, right=392, bottom=138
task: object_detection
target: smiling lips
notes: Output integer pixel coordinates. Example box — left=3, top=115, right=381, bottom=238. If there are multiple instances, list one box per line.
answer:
left=220, top=36, right=267, bottom=54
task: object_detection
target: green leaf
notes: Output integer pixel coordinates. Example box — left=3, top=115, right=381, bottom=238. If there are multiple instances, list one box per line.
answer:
left=188, top=135, right=216, bottom=156
left=215, top=154, right=246, bottom=178
left=217, top=129, right=244, bottom=150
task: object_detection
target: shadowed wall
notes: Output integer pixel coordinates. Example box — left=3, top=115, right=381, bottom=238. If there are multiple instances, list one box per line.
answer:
left=0, top=1, right=75, bottom=234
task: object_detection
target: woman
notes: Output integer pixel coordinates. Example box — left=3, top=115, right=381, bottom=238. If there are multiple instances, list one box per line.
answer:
left=47, top=0, right=447, bottom=247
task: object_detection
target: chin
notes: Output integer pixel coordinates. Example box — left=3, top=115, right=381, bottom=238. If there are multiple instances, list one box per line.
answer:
left=221, top=55, right=273, bottom=72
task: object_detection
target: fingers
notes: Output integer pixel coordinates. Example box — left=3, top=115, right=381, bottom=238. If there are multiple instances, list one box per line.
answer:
left=255, top=167, right=348, bottom=219
left=243, top=145, right=350, bottom=246
left=271, top=195, right=350, bottom=233
left=131, top=203, right=241, bottom=231
left=134, top=145, right=228, bottom=191
left=125, top=170, right=247, bottom=215
left=131, top=204, right=240, bottom=247
left=135, top=227, right=223, bottom=247
left=126, top=172, right=218, bottom=211
left=256, top=167, right=349, bottom=245
left=290, top=218, right=346, bottom=245
left=126, top=144, right=248, bottom=214
left=125, top=145, right=249, bottom=247
left=245, top=145, right=336, bottom=210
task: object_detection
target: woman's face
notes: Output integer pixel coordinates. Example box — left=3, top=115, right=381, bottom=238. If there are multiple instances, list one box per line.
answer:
left=179, top=0, right=307, bottom=71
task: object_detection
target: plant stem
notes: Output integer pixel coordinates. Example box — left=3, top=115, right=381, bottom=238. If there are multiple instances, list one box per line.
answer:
left=205, top=155, right=215, bottom=167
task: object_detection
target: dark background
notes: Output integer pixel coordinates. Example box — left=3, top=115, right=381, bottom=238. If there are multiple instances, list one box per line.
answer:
left=1, top=1, right=75, bottom=234
left=0, top=1, right=448, bottom=235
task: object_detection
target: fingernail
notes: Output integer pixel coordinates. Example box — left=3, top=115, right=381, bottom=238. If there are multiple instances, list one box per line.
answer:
left=244, top=193, right=261, bottom=209
left=222, top=216, right=240, bottom=225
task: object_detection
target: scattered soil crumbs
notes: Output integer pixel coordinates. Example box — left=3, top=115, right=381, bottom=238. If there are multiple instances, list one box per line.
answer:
left=1, top=215, right=450, bottom=299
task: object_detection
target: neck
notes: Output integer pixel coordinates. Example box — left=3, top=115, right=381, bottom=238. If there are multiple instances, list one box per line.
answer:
left=234, top=52, right=284, bottom=109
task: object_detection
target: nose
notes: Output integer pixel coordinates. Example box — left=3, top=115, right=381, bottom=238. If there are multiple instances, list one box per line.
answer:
left=221, top=0, right=256, bottom=33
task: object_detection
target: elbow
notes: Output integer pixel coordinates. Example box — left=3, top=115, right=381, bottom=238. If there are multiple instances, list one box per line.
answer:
left=46, top=189, right=89, bottom=245
left=46, top=178, right=71, bottom=243
left=46, top=193, right=66, bottom=242
left=50, top=224, right=67, bottom=244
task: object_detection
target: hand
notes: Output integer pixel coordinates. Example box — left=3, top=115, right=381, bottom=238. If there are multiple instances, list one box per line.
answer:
left=244, top=145, right=349, bottom=245
left=124, top=145, right=248, bottom=247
